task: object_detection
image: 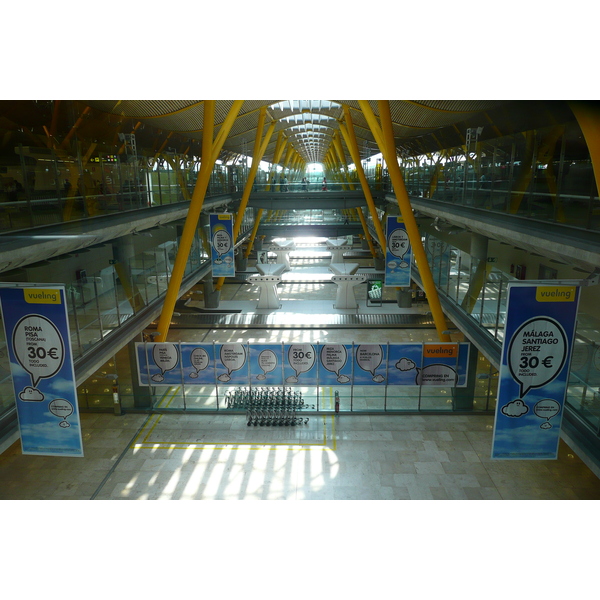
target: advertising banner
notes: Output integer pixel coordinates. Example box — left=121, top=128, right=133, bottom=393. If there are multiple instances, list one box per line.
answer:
left=215, top=343, right=249, bottom=385
left=181, top=344, right=215, bottom=385
left=135, top=342, right=471, bottom=389
left=283, top=343, right=318, bottom=386
left=318, top=344, right=353, bottom=385
left=425, top=233, right=450, bottom=287
left=354, top=344, right=387, bottom=385
left=385, top=217, right=411, bottom=287
left=387, top=343, right=424, bottom=386
left=420, top=343, right=467, bottom=387
left=249, top=344, right=284, bottom=385
left=209, top=213, right=235, bottom=277
left=491, top=284, right=581, bottom=459
left=386, top=343, right=470, bottom=386
left=136, top=342, right=182, bottom=386
left=0, top=285, right=83, bottom=456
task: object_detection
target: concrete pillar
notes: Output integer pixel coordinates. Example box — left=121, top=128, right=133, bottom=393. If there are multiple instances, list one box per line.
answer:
left=113, top=235, right=136, bottom=268
left=396, top=289, right=412, bottom=308
left=127, top=333, right=152, bottom=409
left=470, top=232, right=488, bottom=262
left=203, top=277, right=220, bottom=308
left=235, top=251, right=248, bottom=272
left=452, top=338, right=478, bottom=411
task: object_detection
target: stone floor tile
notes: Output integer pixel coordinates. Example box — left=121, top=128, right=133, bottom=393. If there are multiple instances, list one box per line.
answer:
left=406, top=485, right=434, bottom=500
left=379, top=486, right=411, bottom=500
left=430, top=486, right=450, bottom=499
left=414, top=461, right=445, bottom=475
left=333, top=486, right=381, bottom=500
left=2, top=412, right=600, bottom=501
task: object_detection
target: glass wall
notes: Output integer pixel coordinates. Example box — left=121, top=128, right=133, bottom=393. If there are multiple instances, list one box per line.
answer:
left=410, top=230, right=600, bottom=433
left=394, top=121, right=599, bottom=232
left=0, top=148, right=235, bottom=233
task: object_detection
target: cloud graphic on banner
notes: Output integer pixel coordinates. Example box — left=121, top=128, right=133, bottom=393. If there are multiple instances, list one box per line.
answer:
left=19, top=386, right=44, bottom=402
left=19, top=419, right=81, bottom=448
left=395, top=358, right=416, bottom=372
left=501, top=399, right=529, bottom=417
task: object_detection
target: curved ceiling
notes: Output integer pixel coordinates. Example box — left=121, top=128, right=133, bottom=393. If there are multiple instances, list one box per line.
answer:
left=85, top=99, right=505, bottom=165
left=0, top=100, right=579, bottom=169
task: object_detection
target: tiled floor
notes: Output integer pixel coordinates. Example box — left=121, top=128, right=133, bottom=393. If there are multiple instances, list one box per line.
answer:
left=1, top=411, right=599, bottom=500
left=2, top=250, right=600, bottom=500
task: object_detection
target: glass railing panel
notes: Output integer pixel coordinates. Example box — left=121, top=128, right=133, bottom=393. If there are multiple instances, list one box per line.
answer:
left=419, top=387, right=454, bottom=411
left=385, top=386, right=419, bottom=411
left=350, top=386, right=384, bottom=411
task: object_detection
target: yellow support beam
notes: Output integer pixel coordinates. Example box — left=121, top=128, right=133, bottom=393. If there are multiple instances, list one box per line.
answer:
left=155, top=100, right=242, bottom=342
left=332, top=131, right=354, bottom=191
left=359, top=100, right=450, bottom=342
left=569, top=102, right=600, bottom=214
left=244, top=208, right=264, bottom=258
left=338, top=108, right=387, bottom=251
left=215, top=115, right=276, bottom=290
left=163, top=155, right=191, bottom=201
left=355, top=206, right=377, bottom=257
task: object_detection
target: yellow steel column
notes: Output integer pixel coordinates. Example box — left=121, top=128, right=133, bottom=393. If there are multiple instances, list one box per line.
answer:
left=244, top=208, right=264, bottom=258
left=333, top=131, right=354, bottom=190
left=355, top=206, right=377, bottom=256
left=338, top=109, right=386, bottom=250
left=163, top=155, right=191, bottom=201
left=210, top=102, right=246, bottom=164
left=570, top=101, right=600, bottom=196
left=233, top=119, right=275, bottom=241
left=360, top=100, right=450, bottom=342
left=155, top=101, right=242, bottom=342
left=509, top=131, right=535, bottom=213
left=60, top=106, right=92, bottom=150
left=215, top=117, right=276, bottom=290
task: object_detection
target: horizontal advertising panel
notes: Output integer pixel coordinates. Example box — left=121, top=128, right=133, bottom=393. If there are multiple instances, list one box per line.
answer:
left=136, top=342, right=470, bottom=388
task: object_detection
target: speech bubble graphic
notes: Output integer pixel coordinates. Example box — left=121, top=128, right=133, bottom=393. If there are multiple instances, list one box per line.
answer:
left=220, top=344, right=247, bottom=376
left=12, top=314, right=65, bottom=388
left=151, top=343, right=179, bottom=383
left=534, top=399, right=560, bottom=428
left=325, top=345, right=349, bottom=383
left=257, top=349, right=278, bottom=380
left=19, top=386, right=45, bottom=402
left=49, top=398, right=73, bottom=427
left=389, top=228, right=410, bottom=265
left=320, top=345, right=348, bottom=380
left=212, top=227, right=232, bottom=257
left=288, top=344, right=316, bottom=379
left=189, top=347, right=210, bottom=379
left=396, top=357, right=416, bottom=372
left=508, top=316, right=568, bottom=398
left=501, top=399, right=529, bottom=418
left=425, top=235, right=448, bottom=258
left=416, top=364, right=457, bottom=386
left=356, top=345, right=383, bottom=378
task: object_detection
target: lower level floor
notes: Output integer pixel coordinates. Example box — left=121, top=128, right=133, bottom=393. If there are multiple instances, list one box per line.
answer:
left=1, top=411, right=599, bottom=500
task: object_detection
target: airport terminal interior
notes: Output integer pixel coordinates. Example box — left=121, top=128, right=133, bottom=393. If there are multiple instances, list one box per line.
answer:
left=1, top=98, right=600, bottom=501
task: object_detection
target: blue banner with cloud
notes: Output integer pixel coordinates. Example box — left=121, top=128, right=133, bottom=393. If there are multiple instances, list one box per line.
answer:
left=491, top=284, right=581, bottom=459
left=0, top=285, right=83, bottom=456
